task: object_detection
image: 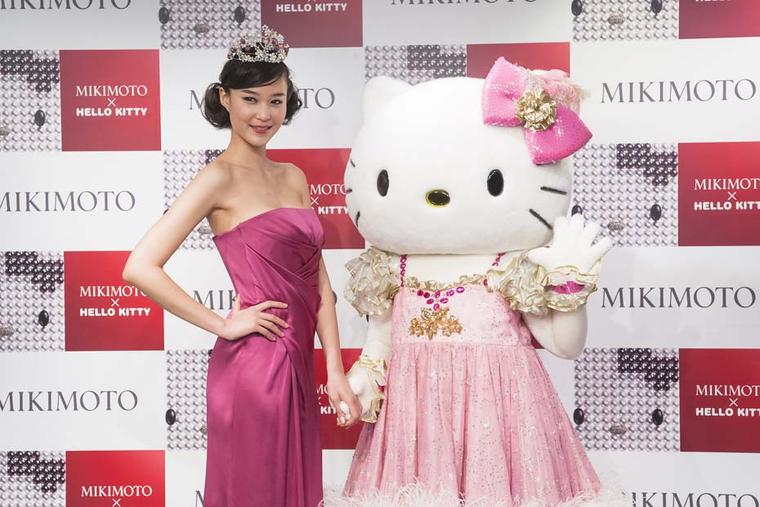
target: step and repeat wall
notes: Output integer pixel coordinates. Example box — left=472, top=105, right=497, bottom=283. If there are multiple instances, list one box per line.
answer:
left=2, top=1, right=760, bottom=505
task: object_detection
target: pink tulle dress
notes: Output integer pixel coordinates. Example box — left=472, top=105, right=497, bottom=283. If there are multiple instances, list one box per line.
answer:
left=342, top=250, right=601, bottom=506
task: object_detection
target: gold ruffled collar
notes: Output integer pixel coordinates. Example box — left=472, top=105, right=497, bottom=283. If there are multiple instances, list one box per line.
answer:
left=399, top=253, right=524, bottom=292
left=401, top=273, right=487, bottom=291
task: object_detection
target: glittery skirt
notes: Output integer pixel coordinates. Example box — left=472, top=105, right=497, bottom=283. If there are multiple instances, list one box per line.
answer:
left=342, top=340, right=601, bottom=505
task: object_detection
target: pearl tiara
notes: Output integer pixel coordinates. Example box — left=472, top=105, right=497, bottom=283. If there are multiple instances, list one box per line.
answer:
left=226, top=25, right=289, bottom=64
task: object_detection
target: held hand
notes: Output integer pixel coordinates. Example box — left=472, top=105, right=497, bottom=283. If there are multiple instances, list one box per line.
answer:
left=219, top=295, right=289, bottom=341
left=346, top=367, right=374, bottom=418
left=528, top=214, right=612, bottom=273
left=327, top=372, right=362, bottom=428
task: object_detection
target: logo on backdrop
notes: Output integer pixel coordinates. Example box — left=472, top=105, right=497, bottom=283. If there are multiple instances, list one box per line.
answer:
left=0, top=190, right=135, bottom=213
left=268, top=149, right=365, bottom=249
left=575, top=347, right=760, bottom=453
left=0, top=389, right=137, bottom=412
left=601, top=79, right=757, bottom=103
left=680, top=348, right=760, bottom=453
left=679, top=0, right=760, bottom=39
left=314, top=348, right=362, bottom=449
left=600, top=286, right=759, bottom=309
left=678, top=142, right=760, bottom=246
left=193, top=288, right=236, bottom=311
left=66, top=450, right=164, bottom=507
left=632, top=491, right=760, bottom=507
left=298, top=86, right=336, bottom=109
left=64, top=251, right=164, bottom=351
left=260, top=0, right=362, bottom=48
left=189, top=85, right=336, bottom=113
left=59, top=50, right=160, bottom=151
left=0, top=0, right=131, bottom=9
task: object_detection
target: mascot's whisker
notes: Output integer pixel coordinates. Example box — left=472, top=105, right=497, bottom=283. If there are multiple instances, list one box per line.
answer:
left=540, top=186, right=568, bottom=195
left=529, top=208, right=553, bottom=230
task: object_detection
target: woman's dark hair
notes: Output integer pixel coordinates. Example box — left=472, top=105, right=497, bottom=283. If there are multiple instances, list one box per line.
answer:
left=202, top=59, right=303, bottom=129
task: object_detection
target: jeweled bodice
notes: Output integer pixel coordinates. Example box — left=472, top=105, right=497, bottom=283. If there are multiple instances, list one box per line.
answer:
left=392, top=253, right=534, bottom=347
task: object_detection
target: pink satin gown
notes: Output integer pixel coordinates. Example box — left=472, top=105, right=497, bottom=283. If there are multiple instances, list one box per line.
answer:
left=204, top=207, right=324, bottom=507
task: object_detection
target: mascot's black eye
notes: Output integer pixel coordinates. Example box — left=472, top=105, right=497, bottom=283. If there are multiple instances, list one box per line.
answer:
left=487, top=169, right=504, bottom=196
left=377, top=169, right=389, bottom=196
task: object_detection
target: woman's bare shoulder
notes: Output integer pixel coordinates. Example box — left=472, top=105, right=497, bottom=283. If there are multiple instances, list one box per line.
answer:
left=278, top=161, right=307, bottom=183
left=192, top=158, right=235, bottom=192
left=274, top=161, right=310, bottom=205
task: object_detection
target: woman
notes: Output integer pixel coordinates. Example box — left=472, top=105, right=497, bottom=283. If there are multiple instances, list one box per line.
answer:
left=122, top=27, right=361, bottom=507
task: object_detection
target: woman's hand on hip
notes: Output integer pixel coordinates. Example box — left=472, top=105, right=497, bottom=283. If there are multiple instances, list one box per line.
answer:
left=219, top=295, right=288, bottom=341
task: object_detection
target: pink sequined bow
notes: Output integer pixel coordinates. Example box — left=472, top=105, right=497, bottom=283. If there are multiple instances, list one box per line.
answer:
left=482, top=57, right=592, bottom=165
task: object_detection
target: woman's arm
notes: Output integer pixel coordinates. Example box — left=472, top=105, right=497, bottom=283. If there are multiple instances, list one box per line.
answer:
left=293, top=165, right=361, bottom=426
left=124, top=163, right=288, bottom=342
left=122, top=164, right=232, bottom=337
left=315, top=254, right=362, bottom=427
left=315, top=258, right=344, bottom=377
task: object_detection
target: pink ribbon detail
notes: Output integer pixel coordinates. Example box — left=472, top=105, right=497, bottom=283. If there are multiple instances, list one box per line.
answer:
left=482, top=57, right=592, bottom=165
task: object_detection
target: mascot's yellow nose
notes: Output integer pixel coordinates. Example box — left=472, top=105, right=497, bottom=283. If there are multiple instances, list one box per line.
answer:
left=425, top=189, right=450, bottom=207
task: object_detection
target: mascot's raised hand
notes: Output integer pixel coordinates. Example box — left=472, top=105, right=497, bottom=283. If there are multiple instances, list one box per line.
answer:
left=528, top=214, right=613, bottom=276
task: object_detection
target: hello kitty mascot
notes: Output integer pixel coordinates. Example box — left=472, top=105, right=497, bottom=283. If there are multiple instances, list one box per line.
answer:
left=338, top=58, right=616, bottom=506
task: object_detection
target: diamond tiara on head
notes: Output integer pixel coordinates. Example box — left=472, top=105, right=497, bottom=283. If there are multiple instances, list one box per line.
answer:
left=226, top=25, right=289, bottom=64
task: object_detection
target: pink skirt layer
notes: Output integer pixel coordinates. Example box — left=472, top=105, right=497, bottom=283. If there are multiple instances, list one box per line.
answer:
left=343, top=341, right=600, bottom=506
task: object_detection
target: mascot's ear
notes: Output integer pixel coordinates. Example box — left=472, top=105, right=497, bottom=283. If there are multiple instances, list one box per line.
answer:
left=363, top=76, right=411, bottom=121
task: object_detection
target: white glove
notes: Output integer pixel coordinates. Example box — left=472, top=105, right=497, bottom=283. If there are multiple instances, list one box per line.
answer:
left=527, top=214, right=612, bottom=274
left=344, top=310, right=392, bottom=423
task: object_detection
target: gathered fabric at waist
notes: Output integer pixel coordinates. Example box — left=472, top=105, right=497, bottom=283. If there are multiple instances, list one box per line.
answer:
left=392, top=330, right=535, bottom=347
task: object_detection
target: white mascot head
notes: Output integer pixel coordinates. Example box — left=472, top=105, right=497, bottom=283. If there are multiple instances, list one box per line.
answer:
left=344, top=57, right=590, bottom=255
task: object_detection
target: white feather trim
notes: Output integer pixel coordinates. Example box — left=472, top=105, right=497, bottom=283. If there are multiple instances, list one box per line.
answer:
left=321, top=479, right=627, bottom=507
